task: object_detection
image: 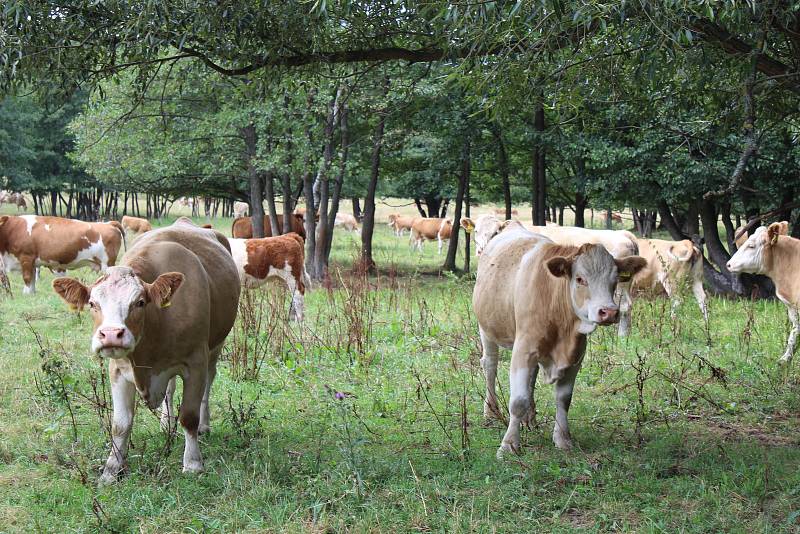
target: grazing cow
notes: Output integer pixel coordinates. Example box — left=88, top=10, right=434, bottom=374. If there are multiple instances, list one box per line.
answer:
left=233, top=201, right=249, bottom=219
left=121, top=215, right=152, bottom=238
left=599, top=211, right=623, bottom=225
left=387, top=213, right=416, bottom=237
left=176, top=196, right=195, bottom=209
left=230, top=233, right=309, bottom=321
left=493, top=208, right=519, bottom=216
left=0, top=215, right=123, bottom=294
left=735, top=220, right=788, bottom=249
left=410, top=218, right=453, bottom=254
left=231, top=214, right=306, bottom=239
left=1, top=191, right=26, bottom=211
left=728, top=223, right=800, bottom=362
left=334, top=212, right=360, bottom=233
left=474, top=224, right=645, bottom=457
left=51, top=218, right=240, bottom=483
left=632, top=238, right=707, bottom=319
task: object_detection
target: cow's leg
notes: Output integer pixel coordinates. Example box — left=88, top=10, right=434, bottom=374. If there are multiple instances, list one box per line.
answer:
left=437, top=235, right=443, bottom=255
left=283, top=272, right=304, bottom=322
left=660, top=275, right=680, bottom=318
left=692, top=277, right=708, bottom=321
left=521, top=366, right=540, bottom=427
left=100, top=367, right=136, bottom=485
left=498, top=342, right=534, bottom=459
left=159, top=377, right=177, bottom=433
left=199, top=346, right=221, bottom=434
left=780, top=306, right=800, bottom=363
left=20, top=258, right=36, bottom=295
left=552, top=364, right=580, bottom=450
left=479, top=328, right=500, bottom=420
left=180, top=366, right=207, bottom=473
left=617, top=282, right=633, bottom=336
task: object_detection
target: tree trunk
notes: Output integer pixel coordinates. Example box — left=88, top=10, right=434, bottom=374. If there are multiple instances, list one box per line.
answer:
left=657, top=200, right=688, bottom=241
left=444, top=136, right=470, bottom=272
left=423, top=194, right=441, bottom=220
left=605, top=208, right=613, bottom=229
left=352, top=197, right=362, bottom=221
left=531, top=99, right=546, bottom=226
left=360, top=78, right=389, bottom=273
left=414, top=199, right=428, bottom=218
left=312, top=87, right=342, bottom=280
left=242, top=123, right=265, bottom=238
left=490, top=122, right=512, bottom=220
left=439, top=198, right=450, bottom=218
left=264, top=171, right=280, bottom=236
left=325, top=97, right=348, bottom=261
left=464, top=169, right=471, bottom=272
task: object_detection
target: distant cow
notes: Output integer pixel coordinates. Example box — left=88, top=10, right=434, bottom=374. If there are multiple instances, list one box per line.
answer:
left=632, top=238, right=707, bottom=320
left=728, top=223, right=800, bottom=362
left=1, top=191, right=26, bottom=211
left=121, top=215, right=152, bottom=238
left=233, top=201, right=249, bottom=219
left=735, top=220, right=788, bottom=249
left=51, top=218, right=240, bottom=484
left=334, top=212, right=360, bottom=233
left=410, top=218, right=453, bottom=254
left=388, top=213, right=416, bottom=237
left=473, top=223, right=645, bottom=457
left=493, top=208, right=519, bottom=217
left=231, top=214, right=306, bottom=239
left=230, top=233, right=309, bottom=321
left=599, top=211, right=623, bottom=225
left=0, top=215, right=123, bottom=294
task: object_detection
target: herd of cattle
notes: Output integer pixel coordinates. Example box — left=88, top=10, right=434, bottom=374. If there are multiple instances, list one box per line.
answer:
left=0, top=204, right=796, bottom=480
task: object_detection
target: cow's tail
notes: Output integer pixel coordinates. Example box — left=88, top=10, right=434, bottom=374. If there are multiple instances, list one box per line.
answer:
left=109, top=220, right=126, bottom=250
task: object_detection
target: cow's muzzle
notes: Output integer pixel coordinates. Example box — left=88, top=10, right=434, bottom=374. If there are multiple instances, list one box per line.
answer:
left=597, top=307, right=619, bottom=325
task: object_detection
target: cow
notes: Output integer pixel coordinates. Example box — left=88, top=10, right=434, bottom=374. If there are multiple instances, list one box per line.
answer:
left=461, top=214, right=512, bottom=256
left=473, top=224, right=645, bottom=457
left=231, top=214, right=306, bottom=239
left=229, top=233, right=309, bottom=321
left=121, top=215, right=152, bottom=238
left=0, top=215, right=123, bottom=294
left=410, top=218, right=453, bottom=254
left=728, top=223, right=800, bottom=362
left=387, top=213, right=416, bottom=237
left=631, top=238, right=707, bottom=319
left=735, top=220, right=788, bottom=249
left=233, top=201, right=249, bottom=219
left=1, top=191, right=26, bottom=211
left=599, top=211, right=623, bottom=225
left=334, top=212, right=360, bottom=233
left=51, top=218, right=240, bottom=484
left=493, top=208, right=519, bottom=216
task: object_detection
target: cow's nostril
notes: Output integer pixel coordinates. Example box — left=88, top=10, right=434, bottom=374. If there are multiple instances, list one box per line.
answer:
left=115, top=330, right=124, bottom=339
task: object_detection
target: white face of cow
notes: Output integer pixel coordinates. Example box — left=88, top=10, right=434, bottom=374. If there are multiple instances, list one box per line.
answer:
left=52, top=266, right=184, bottom=359
left=462, top=215, right=505, bottom=256
left=548, top=245, right=646, bottom=334
left=727, top=226, right=771, bottom=274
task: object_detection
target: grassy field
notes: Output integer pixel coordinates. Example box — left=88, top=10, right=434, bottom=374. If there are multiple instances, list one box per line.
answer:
left=1, top=207, right=800, bottom=532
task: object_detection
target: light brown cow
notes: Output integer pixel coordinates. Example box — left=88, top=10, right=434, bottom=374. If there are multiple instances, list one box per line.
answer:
left=334, top=212, right=360, bottom=233
left=493, top=208, right=519, bottom=216
left=728, top=223, right=800, bottom=362
left=0, top=215, right=123, bottom=294
left=233, top=201, right=249, bottom=218
left=632, top=238, right=707, bottom=319
left=387, top=213, right=416, bottom=237
left=231, top=214, right=306, bottom=239
left=410, top=217, right=453, bottom=254
left=230, top=233, right=309, bottom=321
left=599, top=211, right=623, bottom=225
left=0, top=191, right=27, bottom=211
left=121, top=215, right=152, bottom=238
left=735, top=220, right=788, bottom=249
left=474, top=224, right=645, bottom=457
left=51, top=218, right=240, bottom=483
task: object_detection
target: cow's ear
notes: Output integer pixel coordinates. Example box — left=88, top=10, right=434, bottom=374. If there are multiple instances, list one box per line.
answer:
left=547, top=257, right=573, bottom=278
left=145, top=272, right=184, bottom=308
left=459, top=217, right=474, bottom=232
left=0, top=215, right=7, bottom=227
left=615, top=256, right=647, bottom=281
left=779, top=221, right=790, bottom=235
left=767, top=223, right=783, bottom=245
left=52, top=278, right=90, bottom=311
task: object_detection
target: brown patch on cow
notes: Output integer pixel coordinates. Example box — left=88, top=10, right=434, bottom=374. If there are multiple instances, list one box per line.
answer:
left=201, top=224, right=213, bottom=229
left=52, top=278, right=90, bottom=310
left=145, top=272, right=185, bottom=307
left=231, top=215, right=306, bottom=239
left=243, top=233, right=306, bottom=293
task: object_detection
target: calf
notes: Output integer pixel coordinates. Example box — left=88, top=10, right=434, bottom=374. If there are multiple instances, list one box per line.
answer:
left=233, top=201, right=249, bottom=218
left=121, top=215, right=152, bottom=238
left=231, top=214, right=306, bottom=239
left=632, top=238, right=707, bottom=320
left=473, top=224, right=645, bottom=457
left=728, top=223, right=800, bottom=362
left=410, top=217, right=453, bottom=254
left=0, top=215, right=123, bottom=294
left=229, top=233, right=309, bottom=321
left=387, top=213, right=416, bottom=237
left=52, top=218, right=240, bottom=483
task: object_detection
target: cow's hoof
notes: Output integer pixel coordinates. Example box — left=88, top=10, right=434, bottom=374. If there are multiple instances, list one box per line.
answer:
left=779, top=355, right=792, bottom=365
left=198, top=424, right=211, bottom=435
left=98, top=469, right=121, bottom=486
left=496, top=442, right=518, bottom=460
left=553, top=435, right=573, bottom=451
left=182, top=460, right=204, bottom=474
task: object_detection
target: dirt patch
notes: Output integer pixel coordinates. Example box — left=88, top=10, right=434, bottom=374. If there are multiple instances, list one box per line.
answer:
left=561, top=507, right=595, bottom=529
left=696, top=418, right=798, bottom=447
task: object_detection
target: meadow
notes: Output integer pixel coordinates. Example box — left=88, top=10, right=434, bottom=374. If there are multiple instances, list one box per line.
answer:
left=1, top=204, right=800, bottom=532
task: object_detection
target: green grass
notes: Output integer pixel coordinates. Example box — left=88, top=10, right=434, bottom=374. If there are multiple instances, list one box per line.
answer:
left=1, top=213, right=800, bottom=532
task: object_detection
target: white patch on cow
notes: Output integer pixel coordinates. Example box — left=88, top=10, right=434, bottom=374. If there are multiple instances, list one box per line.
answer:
left=20, top=215, right=37, bottom=235
left=90, top=268, right=144, bottom=356
left=44, top=224, right=51, bottom=231
left=72, top=237, right=109, bottom=271
left=228, top=238, right=249, bottom=284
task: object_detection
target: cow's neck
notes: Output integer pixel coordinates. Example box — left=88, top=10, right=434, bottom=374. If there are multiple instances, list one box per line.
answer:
left=768, top=237, right=800, bottom=304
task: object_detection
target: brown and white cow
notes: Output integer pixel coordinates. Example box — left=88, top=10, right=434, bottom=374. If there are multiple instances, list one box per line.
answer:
left=0, top=215, right=123, bottom=294
left=632, top=238, right=707, bottom=320
left=387, top=213, right=416, bottom=237
left=121, top=215, right=152, bottom=238
left=473, top=224, right=645, bottom=457
left=233, top=201, right=249, bottom=219
left=735, top=220, right=788, bottom=249
left=334, top=212, right=360, bottom=233
left=410, top=217, right=453, bottom=254
left=229, top=233, right=309, bottom=321
left=728, top=223, right=800, bottom=362
left=231, top=214, right=306, bottom=239
left=51, top=218, right=240, bottom=483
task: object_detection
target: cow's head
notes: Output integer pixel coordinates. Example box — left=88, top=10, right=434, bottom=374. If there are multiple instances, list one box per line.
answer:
left=387, top=213, right=399, bottom=227
left=462, top=215, right=505, bottom=256
left=52, top=266, right=184, bottom=359
left=547, top=244, right=646, bottom=333
left=727, top=223, right=786, bottom=275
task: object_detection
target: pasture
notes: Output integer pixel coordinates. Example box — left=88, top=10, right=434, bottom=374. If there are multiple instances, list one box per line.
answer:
left=0, top=206, right=799, bottom=532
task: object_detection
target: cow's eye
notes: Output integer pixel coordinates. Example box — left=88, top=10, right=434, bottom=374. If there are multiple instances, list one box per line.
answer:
left=136, top=300, right=145, bottom=308
left=88, top=301, right=97, bottom=310
left=576, top=276, right=588, bottom=286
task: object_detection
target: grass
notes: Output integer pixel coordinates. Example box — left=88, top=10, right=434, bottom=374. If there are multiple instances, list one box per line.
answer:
left=1, top=205, right=800, bottom=532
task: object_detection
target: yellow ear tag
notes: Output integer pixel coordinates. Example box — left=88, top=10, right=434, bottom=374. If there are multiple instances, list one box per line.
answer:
left=771, top=235, right=779, bottom=245
left=619, top=272, right=632, bottom=282
left=465, top=223, right=474, bottom=234
left=160, top=301, right=171, bottom=309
